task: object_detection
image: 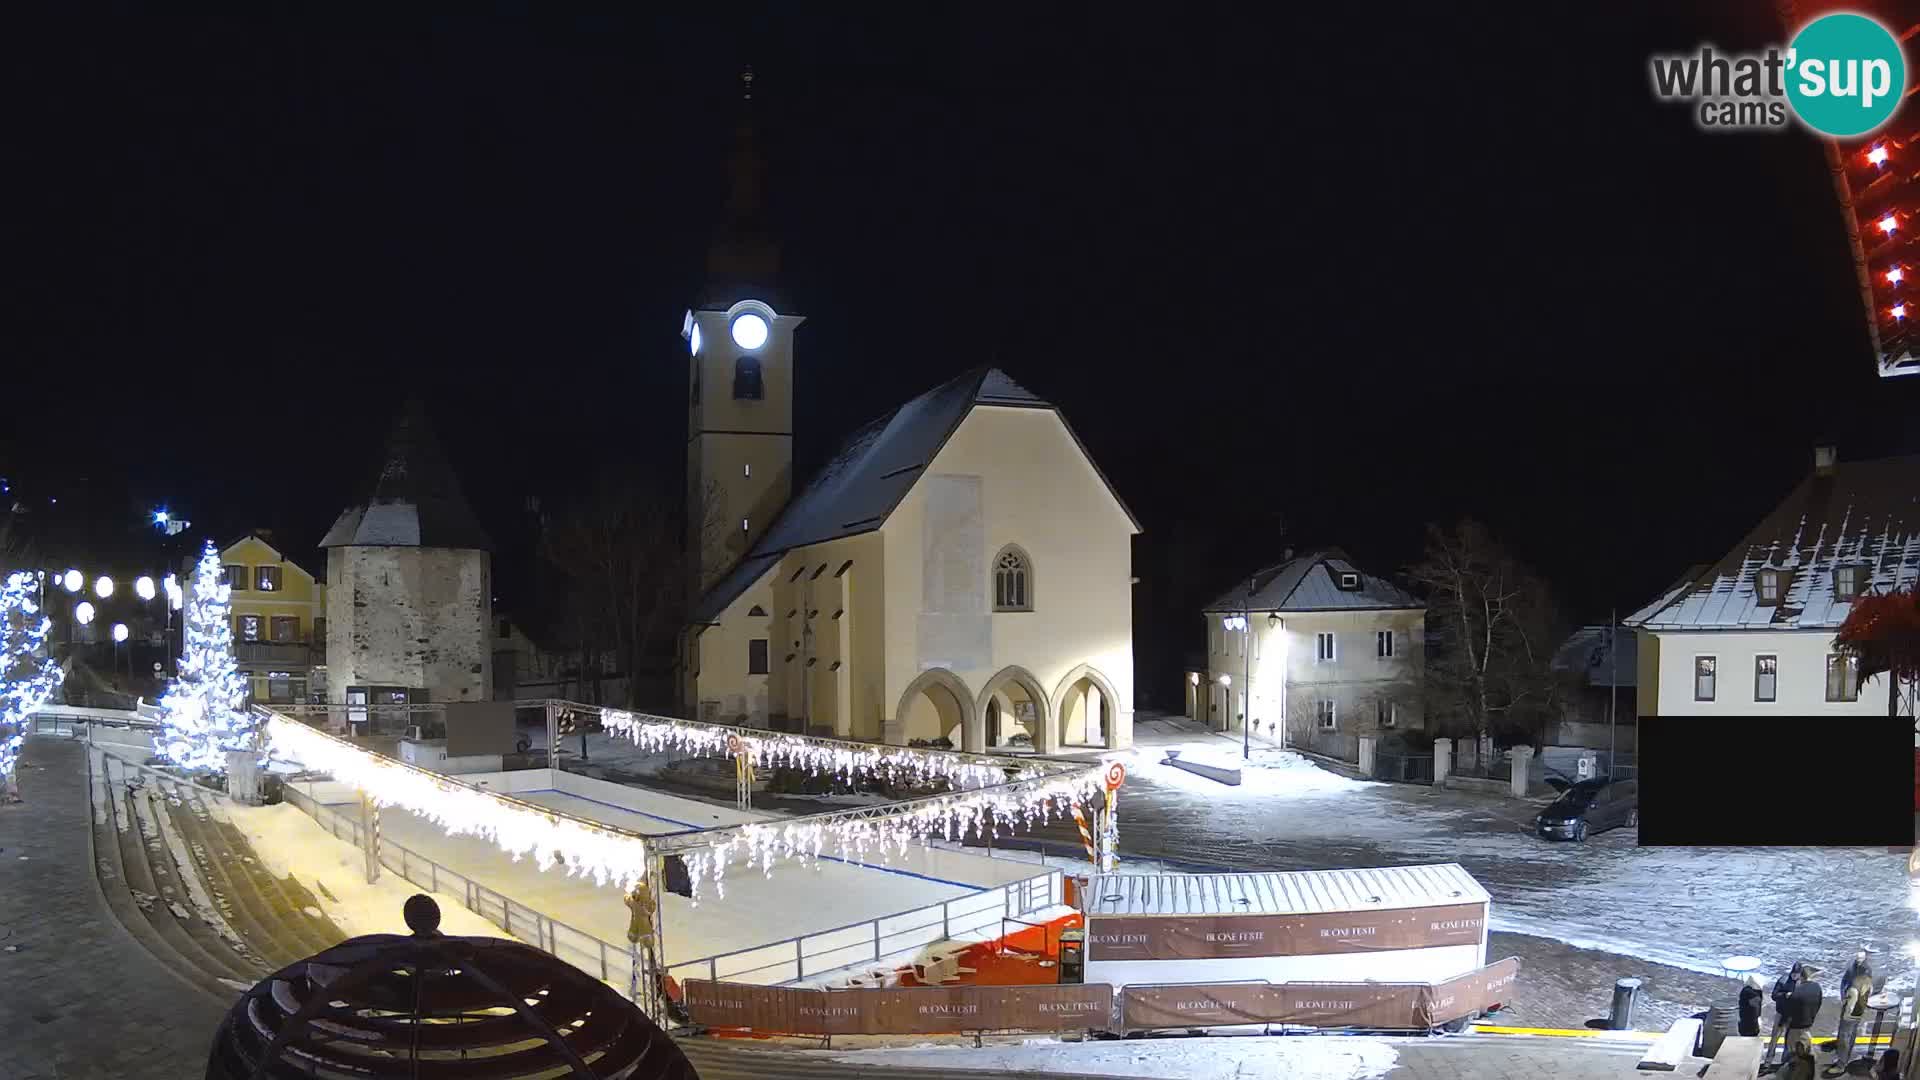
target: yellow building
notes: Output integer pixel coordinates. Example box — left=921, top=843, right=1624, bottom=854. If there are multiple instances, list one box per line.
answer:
left=219, top=532, right=326, bottom=705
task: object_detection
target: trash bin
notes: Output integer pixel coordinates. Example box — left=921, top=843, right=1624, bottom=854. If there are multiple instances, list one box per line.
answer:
left=1609, top=978, right=1642, bottom=1031
left=1058, top=929, right=1085, bottom=985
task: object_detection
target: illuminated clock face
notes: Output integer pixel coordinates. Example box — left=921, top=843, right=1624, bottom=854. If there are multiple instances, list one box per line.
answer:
left=730, top=312, right=770, bottom=350
left=689, top=323, right=702, bottom=355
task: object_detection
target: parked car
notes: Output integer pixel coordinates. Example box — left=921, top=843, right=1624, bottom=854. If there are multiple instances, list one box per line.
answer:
left=1536, top=777, right=1638, bottom=841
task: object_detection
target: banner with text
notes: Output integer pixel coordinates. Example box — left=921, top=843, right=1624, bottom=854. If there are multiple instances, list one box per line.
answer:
left=1117, top=956, right=1522, bottom=1031
left=684, top=980, right=1114, bottom=1035
left=1087, top=902, right=1486, bottom=961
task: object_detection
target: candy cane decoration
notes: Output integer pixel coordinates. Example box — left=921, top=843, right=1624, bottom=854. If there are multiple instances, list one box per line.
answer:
left=1070, top=802, right=1098, bottom=864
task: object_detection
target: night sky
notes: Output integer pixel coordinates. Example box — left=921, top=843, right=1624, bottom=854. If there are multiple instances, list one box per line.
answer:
left=5, top=8, right=1918, bottom=706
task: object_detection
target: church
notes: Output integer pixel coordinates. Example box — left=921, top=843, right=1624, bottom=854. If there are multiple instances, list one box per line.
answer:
left=679, top=74, right=1138, bottom=753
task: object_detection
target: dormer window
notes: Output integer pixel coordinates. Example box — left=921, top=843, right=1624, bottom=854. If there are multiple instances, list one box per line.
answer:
left=1337, top=571, right=1360, bottom=590
left=1756, top=570, right=1783, bottom=605
left=733, top=355, right=764, bottom=400
left=1834, top=565, right=1864, bottom=600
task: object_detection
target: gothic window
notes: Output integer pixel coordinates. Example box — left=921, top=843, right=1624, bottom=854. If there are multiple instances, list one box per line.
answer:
left=993, top=546, right=1032, bottom=611
left=733, top=355, right=763, bottom=400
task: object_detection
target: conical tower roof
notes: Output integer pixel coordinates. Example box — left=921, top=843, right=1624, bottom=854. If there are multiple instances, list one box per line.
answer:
left=696, top=66, right=788, bottom=311
left=320, top=400, right=491, bottom=551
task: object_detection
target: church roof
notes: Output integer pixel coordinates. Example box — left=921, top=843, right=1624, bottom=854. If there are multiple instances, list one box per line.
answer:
left=1625, top=453, right=1920, bottom=631
left=690, top=366, right=1138, bottom=624
left=320, top=401, right=492, bottom=551
left=1201, top=549, right=1423, bottom=614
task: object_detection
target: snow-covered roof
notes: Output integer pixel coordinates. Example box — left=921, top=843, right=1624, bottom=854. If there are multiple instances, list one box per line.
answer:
left=1202, top=549, right=1423, bottom=614
left=1082, top=863, right=1487, bottom=918
left=689, top=366, right=1139, bottom=625
left=1626, top=455, right=1920, bottom=631
left=1550, top=626, right=1637, bottom=689
left=321, top=401, right=491, bottom=552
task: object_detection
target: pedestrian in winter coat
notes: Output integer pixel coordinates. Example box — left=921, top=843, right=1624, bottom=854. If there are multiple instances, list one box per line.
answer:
left=1764, top=962, right=1805, bottom=1065
left=1738, top=973, right=1766, bottom=1038
left=1841, top=949, right=1874, bottom=996
left=1784, top=964, right=1825, bottom=1066
left=1836, top=967, right=1878, bottom=1069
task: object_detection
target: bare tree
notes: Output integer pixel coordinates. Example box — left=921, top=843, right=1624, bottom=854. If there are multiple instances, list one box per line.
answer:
left=541, top=477, right=725, bottom=710
left=1405, top=520, right=1563, bottom=745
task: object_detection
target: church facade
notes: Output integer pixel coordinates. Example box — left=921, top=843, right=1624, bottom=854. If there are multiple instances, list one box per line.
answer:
left=678, top=75, right=1137, bottom=754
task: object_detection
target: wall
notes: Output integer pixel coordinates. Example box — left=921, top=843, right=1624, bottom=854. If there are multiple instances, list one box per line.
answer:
left=881, top=405, right=1137, bottom=751
left=1643, top=629, right=1900, bottom=716
left=327, top=546, right=492, bottom=702
left=1205, top=607, right=1425, bottom=739
left=1086, top=943, right=1482, bottom=990
left=224, top=535, right=326, bottom=701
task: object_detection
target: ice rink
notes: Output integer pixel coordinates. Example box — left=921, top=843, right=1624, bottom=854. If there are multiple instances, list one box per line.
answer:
left=295, top=771, right=1048, bottom=978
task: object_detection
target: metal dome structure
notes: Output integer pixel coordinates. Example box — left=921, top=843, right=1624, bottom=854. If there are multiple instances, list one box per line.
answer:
left=205, top=895, right=699, bottom=1080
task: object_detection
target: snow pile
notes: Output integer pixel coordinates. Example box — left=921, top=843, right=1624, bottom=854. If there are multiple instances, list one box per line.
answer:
left=1127, top=743, right=1372, bottom=797
left=823, top=1034, right=1398, bottom=1079
left=218, top=801, right=510, bottom=942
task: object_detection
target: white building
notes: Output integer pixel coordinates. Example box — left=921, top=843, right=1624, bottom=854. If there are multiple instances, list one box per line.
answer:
left=1188, top=550, right=1426, bottom=746
left=1625, top=447, right=1919, bottom=717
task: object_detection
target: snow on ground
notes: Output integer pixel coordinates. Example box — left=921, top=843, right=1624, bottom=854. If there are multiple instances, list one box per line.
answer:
left=220, top=801, right=509, bottom=941
left=1125, top=743, right=1375, bottom=798
left=817, top=1034, right=1398, bottom=1080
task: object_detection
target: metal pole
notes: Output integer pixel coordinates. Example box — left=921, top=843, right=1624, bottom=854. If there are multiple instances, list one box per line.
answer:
left=1243, top=575, right=1254, bottom=760
left=1609, top=610, right=1618, bottom=780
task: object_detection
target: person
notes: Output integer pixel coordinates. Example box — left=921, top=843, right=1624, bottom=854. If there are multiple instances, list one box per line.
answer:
left=1841, top=948, right=1874, bottom=998
left=1738, top=972, right=1766, bottom=1038
left=1835, top=962, right=1877, bottom=1070
left=1765, top=962, right=1804, bottom=1066
left=1784, top=964, right=1824, bottom=1070
left=1873, top=1048, right=1900, bottom=1080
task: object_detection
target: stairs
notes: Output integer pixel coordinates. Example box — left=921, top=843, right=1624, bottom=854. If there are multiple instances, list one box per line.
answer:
left=87, top=747, right=351, bottom=1000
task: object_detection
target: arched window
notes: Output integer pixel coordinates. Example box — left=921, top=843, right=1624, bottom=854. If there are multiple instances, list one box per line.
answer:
left=993, top=546, right=1032, bottom=611
left=733, top=355, right=764, bottom=400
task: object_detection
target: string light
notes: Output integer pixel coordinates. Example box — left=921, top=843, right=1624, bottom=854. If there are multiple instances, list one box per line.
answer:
left=1869, top=145, right=1890, bottom=166
left=1880, top=214, right=1899, bottom=234
left=1890, top=267, right=1904, bottom=285
left=1894, top=304, right=1907, bottom=321
left=158, top=540, right=253, bottom=771
left=267, top=715, right=655, bottom=891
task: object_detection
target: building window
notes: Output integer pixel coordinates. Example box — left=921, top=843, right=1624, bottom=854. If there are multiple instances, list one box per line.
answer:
left=1376, top=630, right=1395, bottom=659
left=748, top=638, right=769, bottom=675
left=1317, top=699, right=1337, bottom=730
left=1757, top=570, right=1783, bottom=604
left=733, top=355, right=764, bottom=400
left=1339, top=572, right=1360, bottom=590
left=256, top=565, right=282, bottom=592
left=1316, top=632, right=1336, bottom=663
left=1834, top=565, right=1863, bottom=600
left=225, top=565, right=248, bottom=590
left=1826, top=653, right=1860, bottom=702
left=1693, top=656, right=1716, bottom=701
left=237, top=614, right=263, bottom=643
left=1755, top=655, right=1777, bottom=702
left=270, top=616, right=299, bottom=644
left=993, top=546, right=1032, bottom=611
left=267, top=672, right=296, bottom=704
left=1376, top=700, right=1397, bottom=728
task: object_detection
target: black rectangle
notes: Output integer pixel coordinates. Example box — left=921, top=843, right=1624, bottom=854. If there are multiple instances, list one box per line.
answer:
left=1638, top=716, right=1915, bottom=846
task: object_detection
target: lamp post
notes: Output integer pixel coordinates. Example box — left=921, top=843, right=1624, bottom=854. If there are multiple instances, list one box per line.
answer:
left=1243, top=574, right=1254, bottom=760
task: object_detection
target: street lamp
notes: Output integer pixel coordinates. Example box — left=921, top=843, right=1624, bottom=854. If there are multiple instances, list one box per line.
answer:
left=61, top=569, right=82, bottom=593
left=75, top=601, right=95, bottom=625
left=135, top=576, right=156, bottom=601
left=94, top=576, right=114, bottom=599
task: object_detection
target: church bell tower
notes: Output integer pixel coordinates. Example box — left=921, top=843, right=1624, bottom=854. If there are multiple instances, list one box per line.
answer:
left=686, top=67, right=803, bottom=602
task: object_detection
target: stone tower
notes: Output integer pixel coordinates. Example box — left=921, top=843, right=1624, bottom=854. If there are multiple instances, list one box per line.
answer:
left=320, top=401, right=493, bottom=704
left=686, top=67, right=805, bottom=603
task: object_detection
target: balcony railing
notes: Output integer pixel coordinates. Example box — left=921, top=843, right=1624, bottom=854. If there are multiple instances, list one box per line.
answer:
left=235, top=641, right=320, bottom=666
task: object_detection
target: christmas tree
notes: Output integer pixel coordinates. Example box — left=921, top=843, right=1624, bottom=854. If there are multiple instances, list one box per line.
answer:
left=160, top=541, right=253, bottom=771
left=1, top=571, right=65, bottom=788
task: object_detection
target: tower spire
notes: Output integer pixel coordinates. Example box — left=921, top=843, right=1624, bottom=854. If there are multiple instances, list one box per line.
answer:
left=701, top=64, right=781, bottom=307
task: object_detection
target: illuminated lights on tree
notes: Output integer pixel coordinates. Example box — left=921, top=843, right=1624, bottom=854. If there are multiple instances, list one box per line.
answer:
left=1889, top=267, right=1904, bottom=285
left=1881, top=214, right=1899, bottom=234
left=159, top=540, right=253, bottom=771
left=1870, top=145, right=1890, bottom=166
left=1, top=571, right=66, bottom=782
left=1895, top=304, right=1907, bottom=321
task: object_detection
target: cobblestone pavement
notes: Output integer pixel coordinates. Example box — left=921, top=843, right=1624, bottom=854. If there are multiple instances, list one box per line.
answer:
left=0, top=738, right=226, bottom=1080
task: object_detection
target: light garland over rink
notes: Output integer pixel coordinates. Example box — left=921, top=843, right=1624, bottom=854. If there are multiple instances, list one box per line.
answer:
left=265, top=704, right=1110, bottom=904
left=264, top=712, right=657, bottom=892
left=597, top=707, right=1042, bottom=791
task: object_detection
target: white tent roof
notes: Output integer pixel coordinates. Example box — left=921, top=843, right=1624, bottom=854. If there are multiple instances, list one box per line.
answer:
left=1083, top=863, right=1487, bottom=918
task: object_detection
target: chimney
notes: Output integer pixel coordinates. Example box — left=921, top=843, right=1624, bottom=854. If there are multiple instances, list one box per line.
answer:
left=1813, top=445, right=1838, bottom=475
